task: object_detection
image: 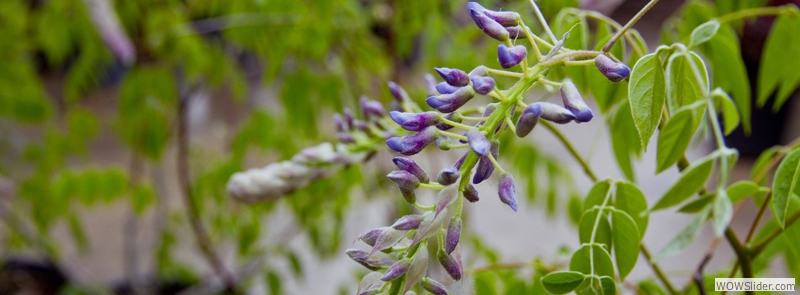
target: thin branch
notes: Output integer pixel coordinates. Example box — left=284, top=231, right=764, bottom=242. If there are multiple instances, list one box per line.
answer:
left=540, top=120, right=598, bottom=181
left=603, top=0, right=661, bottom=52
left=641, top=245, right=680, bottom=295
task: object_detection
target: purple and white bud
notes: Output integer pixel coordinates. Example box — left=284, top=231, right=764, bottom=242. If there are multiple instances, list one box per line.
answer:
left=435, top=185, right=459, bottom=218
left=473, top=142, right=499, bottom=184
left=464, top=184, right=480, bottom=202
left=354, top=120, right=370, bottom=132
left=437, top=249, right=463, bottom=281
left=471, top=75, right=496, bottom=95
left=437, top=168, right=460, bottom=185
left=389, top=81, right=410, bottom=102
left=453, top=153, right=468, bottom=170
left=436, top=82, right=461, bottom=95
left=358, top=228, right=384, bottom=246
left=594, top=54, right=631, bottom=82
left=360, top=96, right=386, bottom=119
left=469, top=65, right=489, bottom=78
left=346, top=249, right=395, bottom=271
left=386, top=126, right=439, bottom=156
left=381, top=258, right=412, bottom=281
left=426, top=87, right=476, bottom=113
left=387, top=170, right=420, bottom=203
left=344, top=108, right=355, bottom=128
left=334, top=113, right=347, bottom=132
left=467, top=2, right=510, bottom=42
left=498, top=172, right=518, bottom=212
left=421, top=277, right=449, bottom=295
left=436, top=113, right=461, bottom=131
left=466, top=130, right=490, bottom=156
left=505, top=25, right=527, bottom=39
left=445, top=217, right=462, bottom=254
left=390, top=111, right=442, bottom=132
left=392, top=214, right=425, bottom=230
left=535, top=102, right=576, bottom=124
left=393, top=157, right=430, bottom=183
left=338, top=133, right=355, bottom=143
left=435, top=68, right=470, bottom=87
left=371, top=228, right=408, bottom=255
left=560, top=81, right=593, bottom=123
left=424, top=74, right=438, bottom=97
left=497, top=44, right=528, bottom=69
left=516, top=103, right=541, bottom=137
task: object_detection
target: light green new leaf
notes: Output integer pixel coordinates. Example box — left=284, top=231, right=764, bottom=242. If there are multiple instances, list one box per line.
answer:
left=666, top=52, right=708, bottom=120
left=579, top=209, right=613, bottom=252
left=713, top=190, right=733, bottom=236
left=758, top=10, right=800, bottom=111
left=541, top=271, right=585, bottom=294
left=656, top=107, right=700, bottom=173
left=727, top=180, right=760, bottom=203
left=652, top=155, right=715, bottom=211
left=628, top=53, right=666, bottom=150
left=611, top=210, right=640, bottom=280
left=657, top=207, right=710, bottom=259
left=615, top=181, right=649, bottom=237
left=711, top=89, right=741, bottom=135
left=689, top=20, right=720, bottom=48
left=771, top=148, right=800, bottom=228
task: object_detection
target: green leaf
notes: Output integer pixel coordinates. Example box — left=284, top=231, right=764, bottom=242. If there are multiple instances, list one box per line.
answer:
left=713, top=190, right=734, bottom=236
left=584, top=180, right=613, bottom=209
left=131, top=185, right=156, bottom=215
left=758, top=10, right=800, bottom=111
left=727, top=180, right=760, bottom=203
left=678, top=193, right=714, bottom=214
left=771, top=148, right=800, bottom=228
left=579, top=209, right=612, bottom=252
left=266, top=270, right=282, bottom=295
left=665, top=52, right=708, bottom=120
left=689, top=20, right=720, bottom=48
left=611, top=210, right=640, bottom=280
left=656, top=107, right=700, bottom=173
left=711, top=88, right=741, bottom=135
left=475, top=271, right=499, bottom=295
left=569, top=194, right=584, bottom=226
left=652, top=155, right=715, bottom=211
left=701, top=25, right=751, bottom=133
left=599, top=276, right=616, bottom=295
left=541, top=271, right=585, bottom=294
left=658, top=208, right=710, bottom=258
left=752, top=146, right=782, bottom=183
left=614, top=181, right=649, bottom=237
left=628, top=53, right=667, bottom=150
left=610, top=101, right=641, bottom=181
left=570, top=244, right=615, bottom=277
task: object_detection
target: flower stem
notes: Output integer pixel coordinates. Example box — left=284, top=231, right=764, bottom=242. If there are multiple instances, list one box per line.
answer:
left=487, top=152, right=507, bottom=174
left=439, top=130, right=468, bottom=141
left=441, top=117, right=479, bottom=130
left=419, top=182, right=446, bottom=190
left=716, top=6, right=792, bottom=24
left=540, top=120, right=598, bottom=181
left=603, top=0, right=661, bottom=52
left=528, top=0, right=557, bottom=43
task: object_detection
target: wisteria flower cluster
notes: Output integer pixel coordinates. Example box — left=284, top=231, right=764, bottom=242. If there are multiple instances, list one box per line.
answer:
left=348, top=2, right=630, bottom=294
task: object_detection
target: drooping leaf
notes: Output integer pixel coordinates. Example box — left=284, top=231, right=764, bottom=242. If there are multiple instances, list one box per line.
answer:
left=711, top=88, right=741, bottom=135
left=678, top=193, right=714, bottom=214
left=689, top=20, right=720, bottom=48
left=657, top=208, right=710, bottom=258
left=656, top=107, right=700, bottom=173
left=652, top=155, right=715, bottom=211
left=712, top=190, right=734, bottom=236
left=628, top=53, right=667, bottom=150
left=701, top=25, right=751, bottom=133
left=541, top=271, right=585, bottom=294
left=609, top=101, right=641, bottom=181
left=611, top=210, right=640, bottom=280
left=665, top=51, right=708, bottom=121
left=758, top=9, right=800, bottom=111
left=614, top=180, right=649, bottom=237
left=771, top=148, right=800, bottom=228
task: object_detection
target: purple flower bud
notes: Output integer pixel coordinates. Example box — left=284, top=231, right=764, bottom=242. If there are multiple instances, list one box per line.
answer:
left=560, top=81, right=593, bottom=123
left=436, top=82, right=461, bottom=95
left=354, top=120, right=370, bottom=132
left=435, top=184, right=459, bottom=218
left=536, top=102, right=576, bottom=124
left=393, top=157, right=430, bottom=183
left=392, top=214, right=425, bottom=230
left=469, top=66, right=489, bottom=77
left=516, top=103, right=541, bottom=137
left=453, top=152, right=468, bottom=170
left=344, top=108, right=355, bottom=127
left=473, top=142, right=499, bottom=184
left=594, top=54, right=630, bottom=82
left=424, top=74, right=438, bottom=97
left=358, top=228, right=384, bottom=246
left=471, top=75, right=496, bottom=95
left=437, top=250, right=462, bottom=281
left=498, top=172, right=518, bottom=211
left=358, top=289, right=380, bottom=295
left=346, top=249, right=395, bottom=271
left=468, top=2, right=510, bottom=42
left=505, top=25, right=527, bottom=39
left=435, top=68, right=470, bottom=87
left=464, top=184, right=480, bottom=202
left=436, top=113, right=461, bottom=131
left=390, top=111, right=442, bottom=132
left=445, top=217, right=462, bottom=254
left=388, top=81, right=409, bottom=102
left=338, top=133, right=355, bottom=143
left=334, top=113, right=347, bottom=132
left=497, top=44, right=528, bottom=69
left=481, top=8, right=521, bottom=27
left=421, top=277, right=449, bottom=295
left=386, top=126, right=439, bottom=156
left=426, top=87, right=476, bottom=113
left=466, top=130, right=490, bottom=156
left=381, top=258, right=412, bottom=281
left=387, top=170, right=420, bottom=203
left=371, top=228, right=408, bottom=255
left=435, top=136, right=452, bottom=150
left=437, top=168, right=460, bottom=185
left=360, top=96, right=386, bottom=119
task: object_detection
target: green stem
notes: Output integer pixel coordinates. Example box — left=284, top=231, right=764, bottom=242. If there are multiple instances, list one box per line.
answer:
left=725, top=229, right=752, bottom=283
left=487, top=152, right=507, bottom=174
left=715, top=6, right=792, bottom=24
left=419, top=182, right=446, bottom=190
left=439, top=130, right=468, bottom=141
left=528, top=0, right=557, bottom=43
left=441, top=117, right=479, bottom=130
left=750, top=209, right=800, bottom=256
left=540, top=120, right=598, bottom=182
left=603, top=0, right=661, bottom=52
left=641, top=245, right=680, bottom=295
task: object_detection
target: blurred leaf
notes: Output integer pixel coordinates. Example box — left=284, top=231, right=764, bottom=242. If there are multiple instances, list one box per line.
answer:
left=688, top=20, right=720, bottom=48
left=656, top=106, right=700, bottom=173
left=131, top=184, right=156, bottom=215
left=711, top=88, right=741, bottom=135
left=475, top=271, right=499, bottom=295
left=712, top=190, right=733, bottom=236
left=541, top=271, right=585, bottom=294
left=266, top=270, right=283, bottom=295
left=757, top=7, right=800, bottom=111
left=658, top=207, right=710, bottom=258
left=652, top=155, right=714, bottom=211
left=726, top=180, right=760, bottom=203
left=771, top=148, right=800, bottom=228
left=701, top=25, right=750, bottom=133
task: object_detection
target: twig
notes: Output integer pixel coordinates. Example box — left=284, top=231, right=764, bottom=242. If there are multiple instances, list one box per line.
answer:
left=540, top=121, right=598, bottom=181
left=641, top=245, right=680, bottom=295
left=603, top=0, right=661, bottom=52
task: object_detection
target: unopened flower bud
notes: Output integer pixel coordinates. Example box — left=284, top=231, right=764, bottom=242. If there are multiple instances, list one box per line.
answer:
left=453, top=153, right=467, bottom=170
left=505, top=25, right=527, bottom=39
left=334, top=113, right=347, bottom=132
left=392, top=214, right=425, bottom=230
left=392, top=157, right=430, bottom=183
left=436, top=82, right=460, bottom=95
left=386, top=126, right=439, bottom=156
left=468, top=2, right=509, bottom=42
left=534, top=102, right=576, bottom=124
left=354, top=120, right=370, bottom=132
left=389, top=81, right=410, bottom=102
left=390, top=111, right=442, bottom=132
left=360, top=96, right=386, bottom=119
left=437, top=250, right=462, bottom=281
left=358, top=228, right=384, bottom=246
left=466, top=130, right=490, bottom=156
left=469, top=65, right=489, bottom=77
left=346, top=249, right=394, bottom=271
left=516, top=103, right=541, bottom=137
left=481, top=7, right=521, bottom=27
left=560, top=81, right=593, bottom=123
left=344, top=108, right=355, bottom=127
left=464, top=184, right=480, bottom=202
left=338, top=133, right=355, bottom=143
left=473, top=142, right=499, bottom=184
left=426, top=87, right=476, bottom=113
left=436, top=113, right=460, bottom=131
left=498, top=172, right=518, bottom=211
left=497, top=44, right=527, bottom=68
left=371, top=228, right=408, bottom=255
left=387, top=170, right=420, bottom=204
left=445, top=217, right=462, bottom=254
left=435, top=67, right=470, bottom=87
left=421, top=277, right=449, bottom=295
left=594, top=55, right=630, bottom=82
left=381, top=258, right=412, bottom=281
left=437, top=168, right=460, bottom=185
left=471, top=75, right=496, bottom=95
